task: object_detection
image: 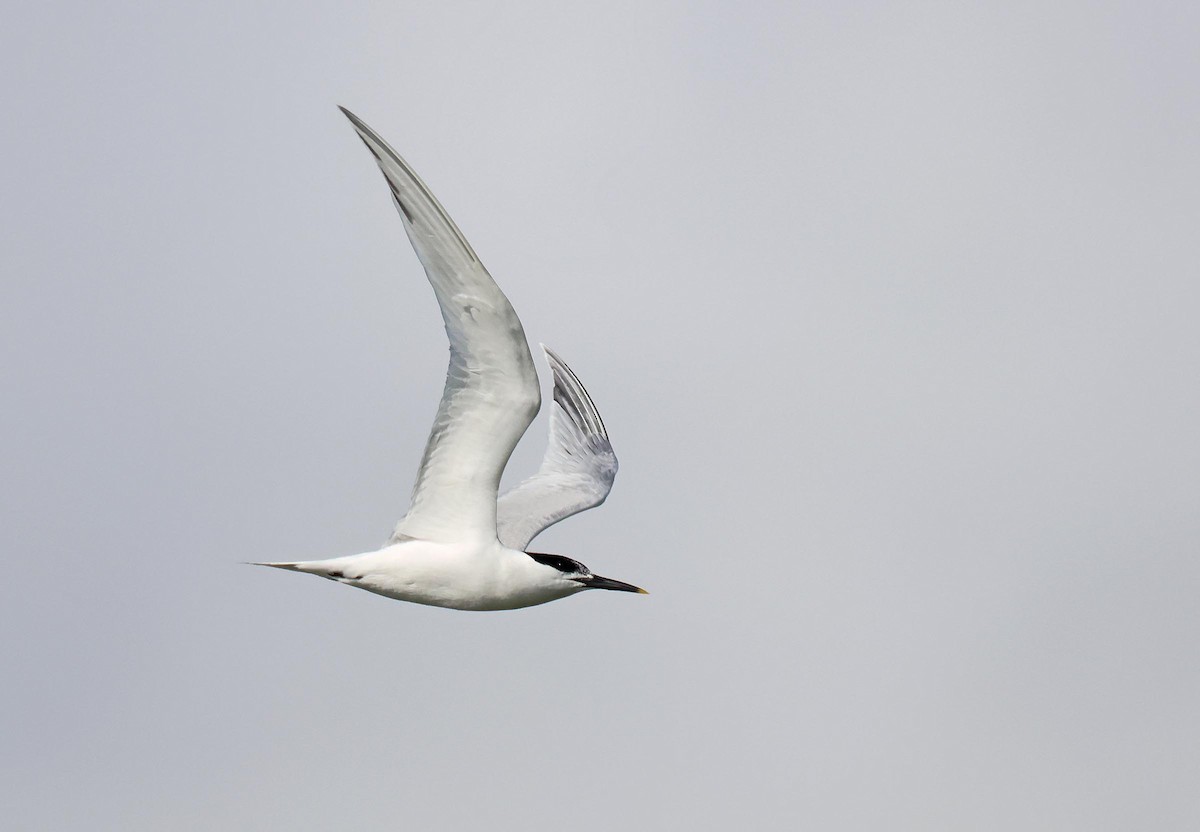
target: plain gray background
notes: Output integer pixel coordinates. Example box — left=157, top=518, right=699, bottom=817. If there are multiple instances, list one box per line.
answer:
left=3, top=2, right=1198, bottom=829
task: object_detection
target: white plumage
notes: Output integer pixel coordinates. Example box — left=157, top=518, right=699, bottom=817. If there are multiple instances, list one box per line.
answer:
left=253, top=108, right=644, bottom=611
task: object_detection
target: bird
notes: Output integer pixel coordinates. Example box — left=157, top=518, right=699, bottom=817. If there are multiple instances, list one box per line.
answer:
left=252, top=107, right=645, bottom=611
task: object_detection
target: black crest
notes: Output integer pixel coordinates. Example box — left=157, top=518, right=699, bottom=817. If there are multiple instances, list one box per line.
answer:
left=527, top=552, right=589, bottom=575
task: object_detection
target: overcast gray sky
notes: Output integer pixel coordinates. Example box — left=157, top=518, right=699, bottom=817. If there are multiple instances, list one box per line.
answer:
left=3, top=2, right=1199, bottom=829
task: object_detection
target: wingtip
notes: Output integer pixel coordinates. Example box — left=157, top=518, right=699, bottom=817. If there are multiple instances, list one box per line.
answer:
left=540, top=345, right=610, bottom=439
left=337, top=105, right=372, bottom=137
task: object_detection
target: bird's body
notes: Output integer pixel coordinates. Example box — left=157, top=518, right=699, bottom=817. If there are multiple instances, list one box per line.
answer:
left=253, top=107, right=644, bottom=611
left=268, top=540, right=584, bottom=611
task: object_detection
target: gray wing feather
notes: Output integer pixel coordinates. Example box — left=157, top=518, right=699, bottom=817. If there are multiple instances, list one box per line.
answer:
left=496, top=346, right=618, bottom=551
left=340, top=107, right=540, bottom=544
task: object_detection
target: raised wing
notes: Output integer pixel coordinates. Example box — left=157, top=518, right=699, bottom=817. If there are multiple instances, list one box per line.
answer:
left=340, top=107, right=540, bottom=544
left=496, top=346, right=618, bottom=551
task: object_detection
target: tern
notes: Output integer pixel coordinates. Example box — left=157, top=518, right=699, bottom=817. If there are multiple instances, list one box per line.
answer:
left=253, top=108, right=645, bottom=610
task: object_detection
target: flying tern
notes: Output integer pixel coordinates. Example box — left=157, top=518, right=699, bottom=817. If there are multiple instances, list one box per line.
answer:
left=254, top=107, right=644, bottom=610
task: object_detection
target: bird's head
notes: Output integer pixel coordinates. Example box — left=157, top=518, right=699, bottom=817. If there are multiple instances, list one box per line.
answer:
left=526, top=552, right=647, bottom=596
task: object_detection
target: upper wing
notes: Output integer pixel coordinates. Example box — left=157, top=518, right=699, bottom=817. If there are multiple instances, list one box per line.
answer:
left=496, top=346, right=618, bottom=551
left=340, top=107, right=541, bottom=544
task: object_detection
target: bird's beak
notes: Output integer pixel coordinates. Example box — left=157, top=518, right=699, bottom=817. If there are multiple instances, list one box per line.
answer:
left=580, top=574, right=649, bottom=594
